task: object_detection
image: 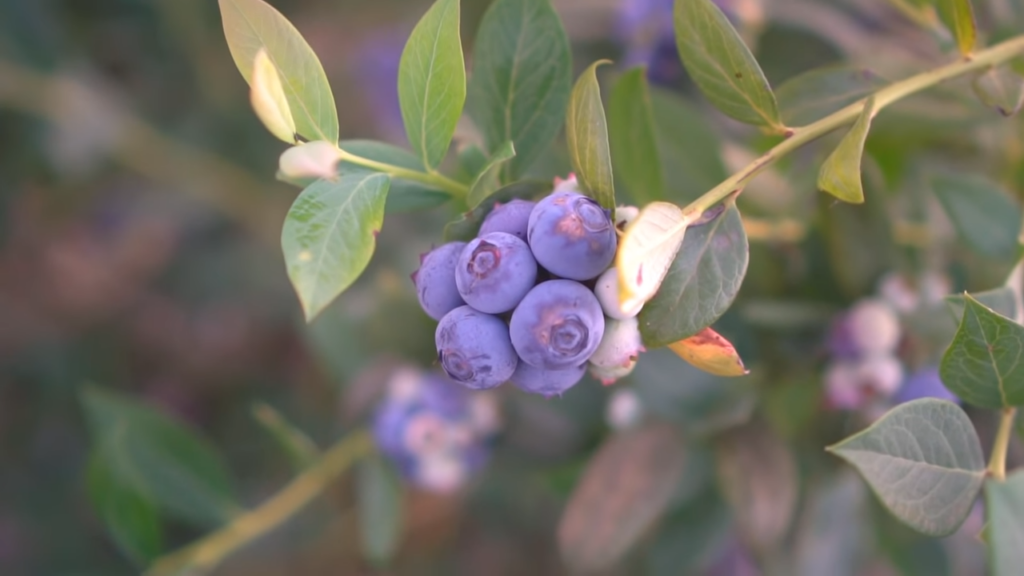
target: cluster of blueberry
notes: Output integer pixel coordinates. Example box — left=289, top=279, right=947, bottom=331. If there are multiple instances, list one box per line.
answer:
left=823, top=271, right=958, bottom=413
left=413, top=177, right=645, bottom=397
left=372, top=368, right=500, bottom=493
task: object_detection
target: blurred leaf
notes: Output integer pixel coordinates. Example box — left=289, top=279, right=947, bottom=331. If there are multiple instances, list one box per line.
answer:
left=616, top=201, right=691, bottom=314
left=630, top=348, right=757, bottom=435
left=649, top=88, right=728, bottom=203
left=776, top=66, right=888, bottom=126
left=467, top=0, right=571, bottom=180
left=282, top=171, right=390, bottom=321
left=557, top=422, right=686, bottom=572
left=456, top=144, right=489, bottom=183
left=817, top=97, right=875, bottom=204
left=646, top=488, right=731, bottom=576
left=609, top=67, right=664, bottom=205
left=566, top=60, right=616, bottom=210
left=668, top=327, right=748, bottom=376
left=716, top=421, right=798, bottom=553
left=443, top=180, right=550, bottom=241
left=87, top=450, right=162, bottom=566
left=467, top=141, right=516, bottom=207
left=251, top=402, right=320, bottom=472
left=398, top=0, right=465, bottom=169
left=794, top=471, right=870, bottom=576
left=932, top=174, right=1021, bottom=260
left=340, top=140, right=451, bottom=214
left=972, top=65, right=1024, bottom=117
left=82, top=387, right=238, bottom=529
left=219, top=0, right=338, bottom=143
left=945, top=287, right=1018, bottom=322
left=673, top=0, right=782, bottom=129
left=357, top=455, right=404, bottom=567
left=827, top=399, right=985, bottom=536
left=985, top=471, right=1024, bottom=575
left=639, top=203, right=749, bottom=348
left=935, top=0, right=976, bottom=56
left=940, top=293, right=1024, bottom=408
left=249, top=48, right=296, bottom=143
left=819, top=173, right=894, bottom=297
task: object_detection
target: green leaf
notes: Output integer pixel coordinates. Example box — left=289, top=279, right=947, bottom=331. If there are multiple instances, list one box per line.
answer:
left=87, top=450, right=162, bottom=566
left=793, top=472, right=871, bottom=576
left=443, top=180, right=550, bottom=241
left=972, top=65, right=1024, bottom=117
left=817, top=97, right=875, bottom=204
left=716, top=421, right=798, bottom=553
left=985, top=471, right=1024, bottom=576
left=630, top=348, right=757, bottom=435
left=467, top=0, right=571, bottom=180
left=251, top=402, right=320, bottom=472
left=456, top=143, right=489, bottom=183
left=776, top=65, right=888, bottom=126
left=558, top=423, right=686, bottom=572
left=81, top=387, right=239, bottom=529
left=673, top=0, right=782, bottom=128
left=818, top=176, right=894, bottom=298
left=649, top=88, right=728, bottom=203
left=282, top=171, right=390, bottom=321
left=826, top=398, right=985, bottom=536
left=638, top=203, right=749, bottom=348
left=356, top=455, right=404, bottom=566
left=932, top=174, right=1022, bottom=260
left=466, top=141, right=516, bottom=207
left=566, top=60, right=616, bottom=210
left=608, top=67, right=664, bottom=205
left=945, top=287, right=1018, bottom=323
left=646, top=489, right=731, bottom=576
left=339, top=140, right=451, bottom=213
left=936, top=0, right=977, bottom=56
left=940, top=293, right=1024, bottom=408
left=219, top=0, right=338, bottom=143
left=398, top=0, right=465, bottom=169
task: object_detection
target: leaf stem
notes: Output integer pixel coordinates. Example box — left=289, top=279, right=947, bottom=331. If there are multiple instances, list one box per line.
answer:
left=144, top=429, right=374, bottom=576
left=685, top=34, right=1024, bottom=217
left=335, top=147, right=469, bottom=198
left=989, top=407, right=1017, bottom=481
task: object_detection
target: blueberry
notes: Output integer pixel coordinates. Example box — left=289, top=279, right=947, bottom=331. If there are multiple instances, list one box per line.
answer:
left=589, top=317, right=645, bottom=370
left=594, top=267, right=644, bottom=320
left=436, top=306, right=518, bottom=389
left=509, top=360, right=586, bottom=396
left=455, top=232, right=537, bottom=314
left=894, top=365, right=958, bottom=403
left=478, top=199, right=536, bottom=242
left=847, top=298, right=901, bottom=356
left=527, top=192, right=617, bottom=281
left=412, top=242, right=466, bottom=320
left=509, top=280, right=605, bottom=369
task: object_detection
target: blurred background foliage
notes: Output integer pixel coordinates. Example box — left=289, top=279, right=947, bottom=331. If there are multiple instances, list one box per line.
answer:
left=2, top=0, right=1024, bottom=574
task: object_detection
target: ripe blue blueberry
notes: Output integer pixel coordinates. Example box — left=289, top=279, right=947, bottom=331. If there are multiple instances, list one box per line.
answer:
left=412, top=242, right=466, bottom=321
left=455, top=232, right=537, bottom=314
left=527, top=191, right=617, bottom=281
left=436, top=306, right=518, bottom=389
left=509, top=360, right=586, bottom=396
left=478, top=199, right=536, bottom=242
left=894, top=366, right=958, bottom=404
left=509, top=280, right=605, bottom=370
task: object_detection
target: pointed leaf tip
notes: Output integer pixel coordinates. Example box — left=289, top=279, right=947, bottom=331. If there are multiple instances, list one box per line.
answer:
left=817, top=96, right=875, bottom=204
left=567, top=60, right=616, bottom=210
left=668, top=327, right=748, bottom=377
left=250, top=49, right=297, bottom=143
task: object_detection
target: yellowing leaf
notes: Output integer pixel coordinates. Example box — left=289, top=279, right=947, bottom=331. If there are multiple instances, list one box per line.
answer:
left=616, top=202, right=694, bottom=313
left=936, top=0, right=977, bottom=56
left=817, top=97, right=875, bottom=204
left=250, top=49, right=296, bottom=143
left=668, top=327, right=748, bottom=377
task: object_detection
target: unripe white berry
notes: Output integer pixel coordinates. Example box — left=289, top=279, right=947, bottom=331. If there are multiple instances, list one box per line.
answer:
left=589, top=316, right=645, bottom=369
left=595, top=267, right=644, bottom=320
left=824, top=360, right=862, bottom=410
left=847, top=298, right=901, bottom=355
left=605, top=388, right=643, bottom=430
left=857, top=353, right=904, bottom=397
left=589, top=360, right=637, bottom=386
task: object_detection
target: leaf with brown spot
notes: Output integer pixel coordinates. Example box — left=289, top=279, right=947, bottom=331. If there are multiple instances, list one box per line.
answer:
left=668, top=327, right=748, bottom=377
left=558, top=422, right=686, bottom=572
